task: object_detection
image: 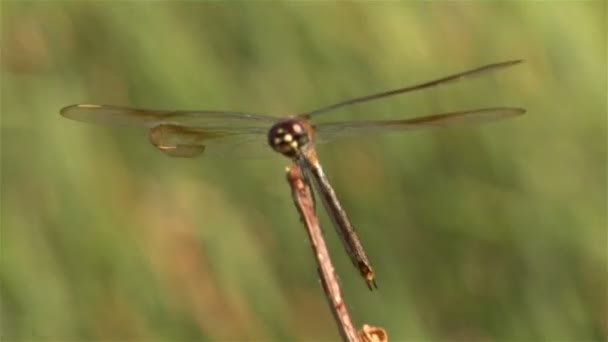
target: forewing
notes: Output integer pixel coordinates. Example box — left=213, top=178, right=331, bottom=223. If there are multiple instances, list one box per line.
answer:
left=60, top=104, right=279, bottom=128
left=305, top=60, right=523, bottom=117
left=314, top=107, right=525, bottom=144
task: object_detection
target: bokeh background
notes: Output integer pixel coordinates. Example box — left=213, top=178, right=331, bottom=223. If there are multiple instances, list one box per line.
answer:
left=1, top=2, right=605, bottom=341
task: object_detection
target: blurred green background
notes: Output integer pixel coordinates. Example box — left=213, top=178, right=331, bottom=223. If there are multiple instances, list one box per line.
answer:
left=1, top=2, right=605, bottom=341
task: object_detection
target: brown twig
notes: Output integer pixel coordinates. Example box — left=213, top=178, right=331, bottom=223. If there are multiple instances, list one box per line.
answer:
left=286, top=164, right=388, bottom=342
left=286, top=164, right=360, bottom=341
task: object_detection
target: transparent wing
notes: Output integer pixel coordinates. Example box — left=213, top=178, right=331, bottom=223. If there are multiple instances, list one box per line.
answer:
left=314, top=107, right=525, bottom=144
left=60, top=104, right=280, bottom=128
left=148, top=124, right=270, bottom=158
left=60, top=104, right=276, bottom=158
left=304, top=60, right=523, bottom=118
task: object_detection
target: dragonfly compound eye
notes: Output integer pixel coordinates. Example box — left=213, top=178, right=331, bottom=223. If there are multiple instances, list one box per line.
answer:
left=268, top=119, right=311, bottom=158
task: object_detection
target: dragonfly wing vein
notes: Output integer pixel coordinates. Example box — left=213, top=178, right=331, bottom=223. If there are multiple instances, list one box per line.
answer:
left=305, top=60, right=523, bottom=117
left=314, top=107, right=525, bottom=144
left=60, top=104, right=280, bottom=128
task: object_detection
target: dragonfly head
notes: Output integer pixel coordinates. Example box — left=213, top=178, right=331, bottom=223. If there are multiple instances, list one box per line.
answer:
left=268, top=118, right=314, bottom=159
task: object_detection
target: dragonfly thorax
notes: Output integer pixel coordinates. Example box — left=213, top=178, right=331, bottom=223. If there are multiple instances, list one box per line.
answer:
left=268, top=118, right=314, bottom=159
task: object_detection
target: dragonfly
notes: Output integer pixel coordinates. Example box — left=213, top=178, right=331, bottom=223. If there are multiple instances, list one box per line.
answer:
left=61, top=59, right=525, bottom=290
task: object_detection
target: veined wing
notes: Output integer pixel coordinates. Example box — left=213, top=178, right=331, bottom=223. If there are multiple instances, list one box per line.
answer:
left=60, top=104, right=280, bottom=128
left=148, top=124, right=270, bottom=158
left=304, top=60, right=523, bottom=118
left=60, top=104, right=275, bottom=158
left=314, top=107, right=525, bottom=144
